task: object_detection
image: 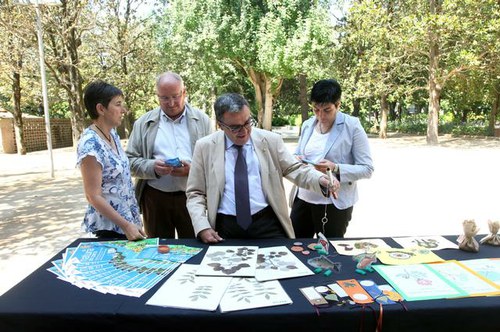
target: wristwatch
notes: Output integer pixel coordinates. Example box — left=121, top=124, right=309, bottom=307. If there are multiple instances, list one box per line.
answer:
left=333, top=164, right=339, bottom=174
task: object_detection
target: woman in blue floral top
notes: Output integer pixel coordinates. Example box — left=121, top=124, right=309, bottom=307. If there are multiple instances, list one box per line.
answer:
left=77, top=80, right=146, bottom=240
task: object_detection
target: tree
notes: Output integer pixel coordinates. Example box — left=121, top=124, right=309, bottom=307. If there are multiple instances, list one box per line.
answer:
left=0, top=1, right=39, bottom=154
left=43, top=0, right=89, bottom=145
left=397, top=0, right=499, bottom=144
left=158, top=0, right=335, bottom=130
left=89, top=0, right=162, bottom=135
left=337, top=0, right=409, bottom=138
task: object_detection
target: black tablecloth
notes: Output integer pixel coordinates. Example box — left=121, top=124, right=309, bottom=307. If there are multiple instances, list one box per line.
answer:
left=0, top=236, right=498, bottom=332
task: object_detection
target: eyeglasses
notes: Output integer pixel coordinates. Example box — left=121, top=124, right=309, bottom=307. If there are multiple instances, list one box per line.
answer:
left=218, top=118, right=255, bottom=133
left=157, top=93, right=183, bottom=102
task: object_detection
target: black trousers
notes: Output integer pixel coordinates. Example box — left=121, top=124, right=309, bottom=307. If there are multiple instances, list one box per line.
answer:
left=216, top=205, right=287, bottom=239
left=290, top=197, right=353, bottom=238
left=140, top=184, right=194, bottom=239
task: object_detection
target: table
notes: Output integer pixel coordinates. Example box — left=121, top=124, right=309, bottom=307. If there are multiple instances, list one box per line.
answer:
left=0, top=236, right=498, bottom=332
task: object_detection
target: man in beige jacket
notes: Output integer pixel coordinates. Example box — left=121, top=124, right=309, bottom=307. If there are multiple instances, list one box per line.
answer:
left=186, top=93, right=339, bottom=243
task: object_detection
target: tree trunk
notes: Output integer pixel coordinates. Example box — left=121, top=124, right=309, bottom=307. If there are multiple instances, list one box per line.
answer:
left=68, top=19, right=85, bottom=145
left=117, top=0, right=132, bottom=138
left=263, top=78, right=273, bottom=131
left=4, top=19, right=26, bottom=154
left=379, top=93, right=388, bottom=139
left=352, top=98, right=361, bottom=117
left=298, top=74, right=309, bottom=134
left=12, top=70, right=26, bottom=155
left=488, top=84, right=499, bottom=135
left=248, top=68, right=265, bottom=128
left=427, top=0, right=440, bottom=145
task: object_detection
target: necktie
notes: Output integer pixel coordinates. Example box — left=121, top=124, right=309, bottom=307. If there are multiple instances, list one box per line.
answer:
left=234, top=145, right=252, bottom=230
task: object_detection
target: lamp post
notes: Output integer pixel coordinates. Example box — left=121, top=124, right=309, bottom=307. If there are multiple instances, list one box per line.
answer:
left=34, top=0, right=54, bottom=178
left=17, top=0, right=60, bottom=178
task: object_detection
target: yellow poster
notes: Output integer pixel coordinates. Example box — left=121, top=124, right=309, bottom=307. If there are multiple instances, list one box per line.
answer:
left=376, top=247, right=444, bottom=265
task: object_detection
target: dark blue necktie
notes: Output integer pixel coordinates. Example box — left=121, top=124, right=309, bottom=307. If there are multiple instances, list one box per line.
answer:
left=234, top=145, right=252, bottom=230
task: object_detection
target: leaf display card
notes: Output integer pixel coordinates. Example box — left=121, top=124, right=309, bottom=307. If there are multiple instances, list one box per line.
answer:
left=219, top=278, right=292, bottom=313
left=146, top=264, right=232, bottom=311
left=255, top=246, right=313, bottom=282
left=196, top=246, right=259, bottom=277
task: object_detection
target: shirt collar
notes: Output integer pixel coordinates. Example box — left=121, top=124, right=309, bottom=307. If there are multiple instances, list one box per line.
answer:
left=224, top=135, right=253, bottom=151
left=162, top=109, right=186, bottom=124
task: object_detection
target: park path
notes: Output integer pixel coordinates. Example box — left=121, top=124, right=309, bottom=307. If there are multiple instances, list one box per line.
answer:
left=1, top=132, right=500, bottom=296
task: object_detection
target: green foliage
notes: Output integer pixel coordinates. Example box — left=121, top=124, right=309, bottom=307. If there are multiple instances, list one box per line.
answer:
left=271, top=115, right=290, bottom=127
left=0, top=0, right=499, bottom=141
left=289, top=113, right=301, bottom=126
left=0, top=93, right=11, bottom=111
left=388, top=112, right=490, bottom=136
left=50, top=102, right=72, bottom=119
left=388, top=113, right=427, bottom=135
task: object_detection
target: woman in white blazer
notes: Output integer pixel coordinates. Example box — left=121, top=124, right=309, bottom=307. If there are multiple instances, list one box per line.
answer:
left=290, top=79, right=374, bottom=238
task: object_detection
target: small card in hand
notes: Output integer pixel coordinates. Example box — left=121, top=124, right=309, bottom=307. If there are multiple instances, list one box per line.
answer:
left=164, top=157, right=183, bottom=167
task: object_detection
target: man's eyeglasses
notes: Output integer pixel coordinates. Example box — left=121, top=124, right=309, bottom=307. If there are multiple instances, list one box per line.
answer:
left=157, top=93, right=183, bottom=102
left=218, top=118, right=256, bottom=133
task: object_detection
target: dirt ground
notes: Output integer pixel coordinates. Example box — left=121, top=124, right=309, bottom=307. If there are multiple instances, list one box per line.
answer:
left=1, top=132, right=500, bottom=296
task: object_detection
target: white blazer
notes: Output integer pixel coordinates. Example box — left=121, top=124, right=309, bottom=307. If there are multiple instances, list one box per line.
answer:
left=290, top=111, right=374, bottom=210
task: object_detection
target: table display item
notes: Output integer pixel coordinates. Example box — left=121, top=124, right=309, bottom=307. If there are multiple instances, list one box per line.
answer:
left=353, top=252, right=377, bottom=274
left=146, top=264, right=232, bottom=311
left=255, top=246, right=314, bottom=281
left=219, top=278, right=292, bottom=312
left=480, top=220, right=500, bottom=246
left=457, top=219, right=480, bottom=252
left=196, top=246, right=258, bottom=277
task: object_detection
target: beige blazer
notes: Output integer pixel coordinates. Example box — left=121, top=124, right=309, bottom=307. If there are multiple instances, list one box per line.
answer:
left=186, top=128, right=324, bottom=238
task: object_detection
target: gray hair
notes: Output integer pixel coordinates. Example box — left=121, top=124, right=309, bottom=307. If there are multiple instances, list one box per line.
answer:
left=214, top=93, right=250, bottom=121
left=156, top=71, right=184, bottom=90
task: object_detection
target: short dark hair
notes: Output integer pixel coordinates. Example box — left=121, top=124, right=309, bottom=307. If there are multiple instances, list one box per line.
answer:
left=83, top=80, right=123, bottom=119
left=310, top=79, right=342, bottom=105
left=214, top=93, right=250, bottom=122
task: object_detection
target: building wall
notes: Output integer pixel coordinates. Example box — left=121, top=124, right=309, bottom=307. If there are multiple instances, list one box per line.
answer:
left=0, top=118, right=73, bottom=153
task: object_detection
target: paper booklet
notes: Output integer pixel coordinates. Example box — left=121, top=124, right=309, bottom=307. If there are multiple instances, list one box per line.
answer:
left=455, top=258, right=500, bottom=287
left=373, top=263, right=467, bottom=301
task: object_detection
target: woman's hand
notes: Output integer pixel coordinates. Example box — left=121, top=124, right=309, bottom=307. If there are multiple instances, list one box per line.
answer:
left=124, top=223, right=147, bottom=241
left=314, top=159, right=336, bottom=173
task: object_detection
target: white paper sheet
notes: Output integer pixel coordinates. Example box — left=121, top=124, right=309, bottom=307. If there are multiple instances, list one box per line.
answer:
left=255, top=246, right=314, bottom=281
left=219, top=277, right=292, bottom=312
left=146, top=264, right=233, bottom=311
left=196, top=246, right=259, bottom=277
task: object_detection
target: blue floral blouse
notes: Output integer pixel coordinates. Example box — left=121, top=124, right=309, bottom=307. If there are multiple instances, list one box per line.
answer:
left=76, top=127, right=142, bottom=235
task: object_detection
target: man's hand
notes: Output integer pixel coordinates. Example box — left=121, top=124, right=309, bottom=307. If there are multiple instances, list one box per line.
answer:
left=319, top=175, right=339, bottom=199
left=154, top=160, right=190, bottom=177
left=199, top=228, right=224, bottom=244
left=170, top=160, right=190, bottom=177
left=154, top=159, right=174, bottom=176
